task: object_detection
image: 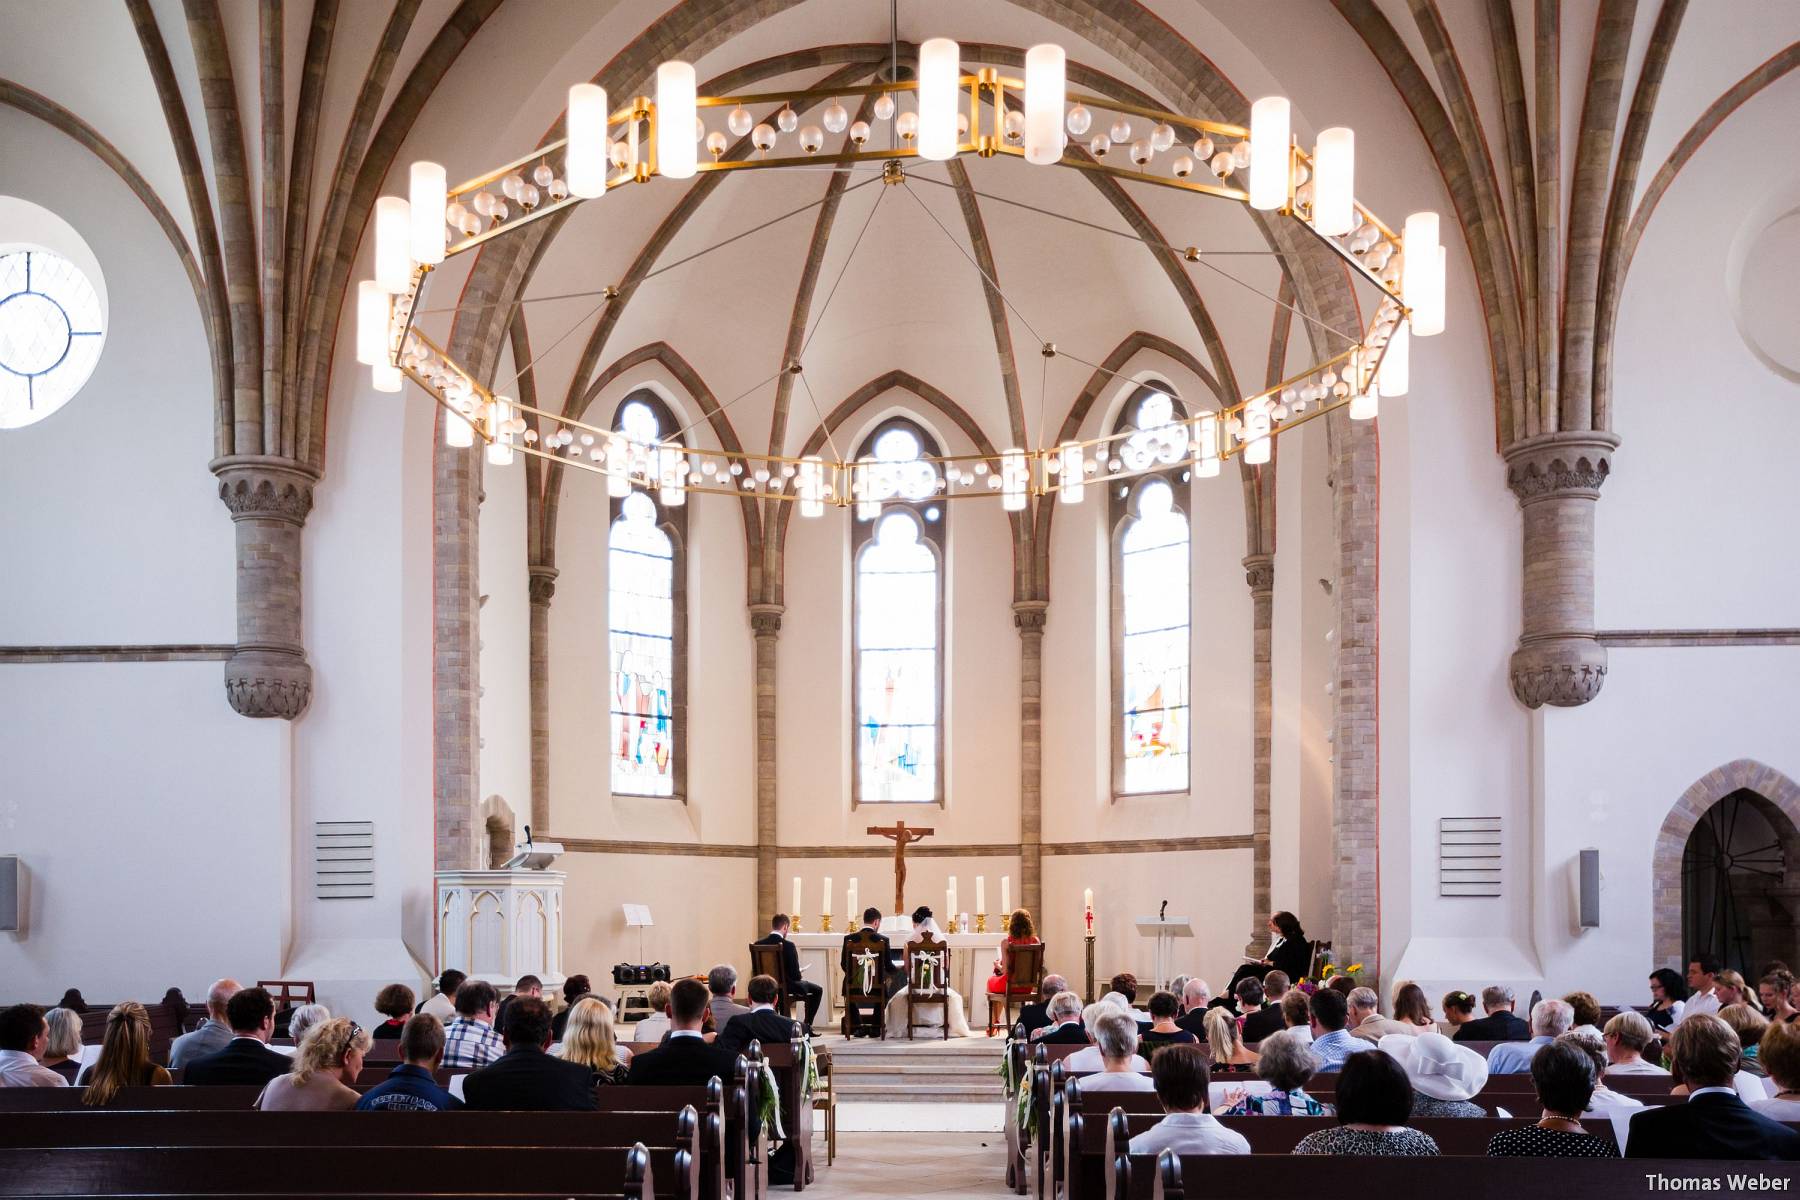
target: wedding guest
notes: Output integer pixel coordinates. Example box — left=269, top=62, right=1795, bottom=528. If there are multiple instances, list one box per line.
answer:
left=1439, top=990, right=1478, bottom=1038
left=1128, top=1044, right=1250, bottom=1156
left=1307, top=989, right=1365, bottom=1070
left=559, top=997, right=631, bottom=1084
left=1175, top=980, right=1214, bottom=1037
left=1486, top=1040, right=1620, bottom=1157
left=1067, top=1002, right=1147, bottom=1073
left=1603, top=1010, right=1669, bottom=1075
left=419, top=970, right=465, bottom=1022
left=1646, top=967, right=1689, bottom=1030
left=41, top=1008, right=83, bottom=1083
left=1384, top=1032, right=1489, bottom=1117
left=357, top=1014, right=459, bottom=1111
left=1682, top=956, right=1723, bottom=1023
left=255, top=1018, right=370, bottom=1111
left=1717, top=970, right=1760, bottom=1014
left=1751, top=1020, right=1800, bottom=1120
left=1722, top=1004, right=1772, bottom=1074
left=1560, top=1029, right=1644, bottom=1113
left=1487, top=999, right=1574, bottom=1074
left=1020, top=975, right=1068, bottom=1042
left=987, top=909, right=1042, bottom=997
left=1218, top=1028, right=1330, bottom=1115
left=287, top=1003, right=330, bottom=1049
left=1237, top=979, right=1285, bottom=1045
left=1079, top=1010, right=1156, bottom=1093
left=633, top=981, right=675, bottom=1044
left=1141, top=991, right=1199, bottom=1051
left=169, top=979, right=240, bottom=1068
left=1563, top=991, right=1604, bottom=1036
left=1281, top=990, right=1314, bottom=1044
left=1759, top=970, right=1798, bottom=1024
left=1625, top=1013, right=1800, bottom=1159
left=442, top=980, right=504, bottom=1070
left=372, top=984, right=414, bottom=1040
left=78, top=1002, right=170, bottom=1104
left=1204, top=1006, right=1259, bottom=1074
left=465, top=997, right=597, bottom=1110
left=183, top=988, right=289, bottom=1087
left=551, top=975, right=592, bottom=1041
left=1292, top=1050, right=1441, bottom=1156
left=1036, top=991, right=1088, bottom=1045
left=1455, top=985, right=1532, bottom=1043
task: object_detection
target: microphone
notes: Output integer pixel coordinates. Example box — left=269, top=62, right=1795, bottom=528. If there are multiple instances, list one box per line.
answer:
left=1159, top=899, right=1168, bottom=921
left=523, top=824, right=533, bottom=847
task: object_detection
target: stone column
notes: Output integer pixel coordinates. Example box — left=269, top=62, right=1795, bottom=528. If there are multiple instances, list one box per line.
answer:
left=214, top=456, right=317, bottom=719
left=527, top=565, right=558, bottom=833
left=1014, top=600, right=1047, bottom=919
left=750, top=602, right=783, bottom=934
left=1242, top=554, right=1274, bottom=954
left=1503, top=432, right=1620, bottom=707
left=1330, top=413, right=1381, bottom=979
left=433, top=438, right=481, bottom=871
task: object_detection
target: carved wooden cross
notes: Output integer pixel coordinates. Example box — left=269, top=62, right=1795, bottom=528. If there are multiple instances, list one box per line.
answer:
left=867, top=821, right=934, bottom=917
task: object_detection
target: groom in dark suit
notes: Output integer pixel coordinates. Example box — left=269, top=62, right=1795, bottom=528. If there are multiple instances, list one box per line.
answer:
left=756, top=913, right=822, bottom=1035
left=1626, top=1013, right=1800, bottom=1160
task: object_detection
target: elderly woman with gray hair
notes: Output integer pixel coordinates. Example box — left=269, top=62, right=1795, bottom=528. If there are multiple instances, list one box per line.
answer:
left=1078, top=1010, right=1156, bottom=1093
left=1217, top=1028, right=1331, bottom=1115
left=286, top=1004, right=331, bottom=1049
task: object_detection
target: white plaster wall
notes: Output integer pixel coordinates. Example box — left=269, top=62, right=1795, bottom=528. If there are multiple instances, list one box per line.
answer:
left=559, top=851, right=758, bottom=985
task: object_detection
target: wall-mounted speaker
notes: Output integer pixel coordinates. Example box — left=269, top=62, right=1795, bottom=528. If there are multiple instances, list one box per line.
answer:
left=1578, top=848, right=1601, bottom=929
left=0, top=856, right=19, bottom=932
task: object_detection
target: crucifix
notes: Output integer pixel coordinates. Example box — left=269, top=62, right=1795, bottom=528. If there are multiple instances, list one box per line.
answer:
left=867, top=820, right=934, bottom=917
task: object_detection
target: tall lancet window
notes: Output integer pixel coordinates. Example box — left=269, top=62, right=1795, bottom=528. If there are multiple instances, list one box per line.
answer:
left=1111, top=385, right=1192, bottom=797
left=852, top=418, right=946, bottom=804
left=608, top=393, right=686, bottom=798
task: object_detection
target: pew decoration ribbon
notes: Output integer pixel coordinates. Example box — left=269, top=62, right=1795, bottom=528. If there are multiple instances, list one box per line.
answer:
left=913, top=950, right=947, bottom=996
left=758, top=1058, right=784, bottom=1141
left=853, top=950, right=880, bottom=996
left=999, top=1045, right=1033, bottom=1137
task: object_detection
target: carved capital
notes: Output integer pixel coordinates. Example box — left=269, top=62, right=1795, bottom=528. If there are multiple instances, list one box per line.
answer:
left=1503, top=432, right=1621, bottom=505
left=212, top=456, right=319, bottom=525
left=1242, top=553, right=1275, bottom=595
left=224, top=648, right=313, bottom=719
left=1510, top=635, right=1609, bottom=708
left=748, top=603, right=784, bottom=637
left=1012, top=600, right=1049, bottom=633
left=528, top=565, right=559, bottom=606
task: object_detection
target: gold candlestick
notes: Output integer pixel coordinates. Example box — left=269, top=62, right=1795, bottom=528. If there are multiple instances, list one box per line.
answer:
left=820, top=913, right=832, bottom=932
left=976, top=913, right=988, bottom=934
left=947, top=916, right=960, bottom=934
left=793, top=914, right=804, bottom=932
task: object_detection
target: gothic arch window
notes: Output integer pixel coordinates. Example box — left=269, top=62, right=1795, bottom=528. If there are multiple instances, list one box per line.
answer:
left=851, top=417, right=946, bottom=805
left=607, top=391, right=687, bottom=799
left=1110, top=384, right=1192, bottom=797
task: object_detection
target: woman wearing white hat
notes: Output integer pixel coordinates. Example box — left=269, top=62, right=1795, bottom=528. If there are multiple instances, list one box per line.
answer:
left=1380, top=1031, right=1489, bottom=1117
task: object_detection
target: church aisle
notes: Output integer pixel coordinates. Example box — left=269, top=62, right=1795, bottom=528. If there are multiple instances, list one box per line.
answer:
left=805, top=1131, right=1012, bottom=1198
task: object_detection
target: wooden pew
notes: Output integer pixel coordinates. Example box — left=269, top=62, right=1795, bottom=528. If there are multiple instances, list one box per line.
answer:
left=0, top=1143, right=671, bottom=1199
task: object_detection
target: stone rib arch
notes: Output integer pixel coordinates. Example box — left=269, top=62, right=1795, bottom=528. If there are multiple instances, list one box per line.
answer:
left=1652, top=758, right=1800, bottom=970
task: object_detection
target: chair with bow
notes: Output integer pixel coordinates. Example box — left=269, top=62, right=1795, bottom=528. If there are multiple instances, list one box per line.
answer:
left=905, top=933, right=951, bottom=1041
left=841, top=928, right=888, bottom=1039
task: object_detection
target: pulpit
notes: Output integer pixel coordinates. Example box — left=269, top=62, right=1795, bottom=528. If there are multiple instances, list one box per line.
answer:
left=435, top=844, right=566, bottom=988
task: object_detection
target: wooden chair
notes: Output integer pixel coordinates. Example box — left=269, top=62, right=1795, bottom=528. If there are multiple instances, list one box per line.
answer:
left=811, top=1048, right=837, bottom=1165
left=986, top=941, right=1046, bottom=1035
left=1304, top=940, right=1331, bottom=981
left=840, top=929, right=888, bottom=1039
left=905, top=933, right=951, bottom=1040
left=746, top=941, right=796, bottom=1020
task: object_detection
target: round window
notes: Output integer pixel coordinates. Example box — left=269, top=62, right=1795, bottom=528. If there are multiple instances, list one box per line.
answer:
left=0, top=248, right=105, bottom=429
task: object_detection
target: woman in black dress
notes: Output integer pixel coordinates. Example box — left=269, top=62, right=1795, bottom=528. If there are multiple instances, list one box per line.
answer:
left=1487, top=1040, right=1619, bottom=1157
left=1226, top=912, right=1310, bottom=997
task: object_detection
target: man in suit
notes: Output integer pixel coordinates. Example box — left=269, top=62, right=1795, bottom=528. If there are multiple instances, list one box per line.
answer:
left=169, top=978, right=239, bottom=1069
left=183, top=987, right=290, bottom=1087
left=1035, top=990, right=1089, bottom=1045
left=1626, top=1013, right=1800, bottom=1160
left=1174, top=979, right=1214, bottom=1038
left=756, top=913, right=822, bottom=1035
left=1452, top=984, right=1532, bottom=1043
left=707, top=965, right=752, bottom=1032
left=492, top=973, right=541, bottom=1039
left=1018, top=974, right=1068, bottom=1041
left=718, top=975, right=805, bottom=1058
left=840, top=907, right=897, bottom=1036
left=462, top=996, right=596, bottom=1111
left=628, top=978, right=736, bottom=1087
left=1239, top=979, right=1285, bottom=1044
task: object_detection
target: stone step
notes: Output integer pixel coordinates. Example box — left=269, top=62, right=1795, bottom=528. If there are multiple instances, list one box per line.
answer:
left=834, top=1082, right=1002, bottom=1099
left=832, top=1062, right=997, bottom=1076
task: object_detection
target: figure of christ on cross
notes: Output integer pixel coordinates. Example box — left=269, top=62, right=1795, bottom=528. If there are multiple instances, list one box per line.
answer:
left=868, top=821, right=934, bottom=917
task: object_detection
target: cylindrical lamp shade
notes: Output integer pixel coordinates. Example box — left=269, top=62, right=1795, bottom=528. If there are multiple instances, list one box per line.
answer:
left=1248, top=96, right=1290, bottom=211
left=486, top=397, right=514, bottom=465
left=917, top=38, right=961, bottom=161
left=372, top=362, right=402, bottom=393
left=444, top=406, right=475, bottom=447
left=1349, top=390, right=1379, bottom=420
left=409, top=162, right=447, bottom=264
left=356, top=281, right=390, bottom=366
left=1402, top=211, right=1445, bottom=336
left=659, top=445, right=686, bottom=506
left=1024, top=44, right=1066, bottom=165
left=1000, top=448, right=1027, bottom=511
left=1378, top=322, right=1410, bottom=397
left=567, top=84, right=610, bottom=198
left=1194, top=413, right=1221, bottom=477
left=1058, top=442, right=1084, bottom=503
left=1242, top=400, right=1272, bottom=465
left=656, top=62, right=697, bottom=180
left=1312, top=127, right=1354, bottom=236
left=374, top=195, right=412, bottom=293
left=798, top=455, right=826, bottom=517
left=605, top=435, right=630, bottom=496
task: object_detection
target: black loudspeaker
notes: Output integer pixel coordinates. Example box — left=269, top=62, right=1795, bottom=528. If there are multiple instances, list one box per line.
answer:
left=0, top=856, right=17, bottom=932
left=1579, top=848, right=1601, bottom=928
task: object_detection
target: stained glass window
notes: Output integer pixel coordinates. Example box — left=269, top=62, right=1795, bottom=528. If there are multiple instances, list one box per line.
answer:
left=608, top=395, right=683, bottom=797
left=0, top=249, right=105, bottom=429
left=1113, top=386, right=1192, bottom=796
left=852, top=418, right=944, bottom=804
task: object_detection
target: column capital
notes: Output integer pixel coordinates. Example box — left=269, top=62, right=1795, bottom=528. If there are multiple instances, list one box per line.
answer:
left=212, top=455, right=320, bottom=525
left=224, top=650, right=313, bottom=719
left=528, top=564, right=559, bottom=606
left=748, top=603, right=784, bottom=636
left=1241, top=553, right=1275, bottom=595
left=1511, top=636, right=1609, bottom=707
left=1012, top=599, right=1048, bottom=632
left=1502, top=432, right=1620, bottom=504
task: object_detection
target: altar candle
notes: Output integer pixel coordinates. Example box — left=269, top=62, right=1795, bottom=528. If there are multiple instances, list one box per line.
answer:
left=947, top=875, right=957, bottom=919
left=822, top=876, right=832, bottom=920
left=847, top=878, right=858, bottom=921
left=793, top=876, right=802, bottom=916
left=976, top=875, right=986, bottom=917
left=1001, top=875, right=1011, bottom=917
left=1084, top=887, right=1093, bottom=915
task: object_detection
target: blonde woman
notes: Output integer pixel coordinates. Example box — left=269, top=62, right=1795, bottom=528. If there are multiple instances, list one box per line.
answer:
left=1205, top=1005, right=1259, bottom=1074
left=634, top=980, right=674, bottom=1043
left=41, top=1008, right=84, bottom=1083
left=559, top=996, right=631, bottom=1085
left=255, top=1017, right=371, bottom=1111
left=79, top=1002, right=170, bottom=1105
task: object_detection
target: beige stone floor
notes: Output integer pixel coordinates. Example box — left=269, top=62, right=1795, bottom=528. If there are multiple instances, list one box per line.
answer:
left=803, top=1130, right=1013, bottom=1198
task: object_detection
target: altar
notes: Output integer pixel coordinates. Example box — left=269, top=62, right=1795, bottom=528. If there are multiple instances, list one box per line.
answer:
left=790, top=927, right=1005, bottom=1020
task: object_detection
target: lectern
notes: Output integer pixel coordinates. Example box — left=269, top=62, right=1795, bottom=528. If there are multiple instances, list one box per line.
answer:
left=435, top=841, right=566, bottom=989
left=1135, top=916, right=1193, bottom=994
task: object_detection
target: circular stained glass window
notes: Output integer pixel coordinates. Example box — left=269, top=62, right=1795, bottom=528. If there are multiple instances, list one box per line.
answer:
left=0, top=249, right=105, bottom=429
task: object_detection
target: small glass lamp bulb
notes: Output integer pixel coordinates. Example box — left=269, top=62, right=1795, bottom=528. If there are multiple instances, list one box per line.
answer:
left=823, top=101, right=849, bottom=133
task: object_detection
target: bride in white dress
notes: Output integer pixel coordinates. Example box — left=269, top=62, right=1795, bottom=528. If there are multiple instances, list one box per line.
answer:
left=884, top=907, right=974, bottom=1038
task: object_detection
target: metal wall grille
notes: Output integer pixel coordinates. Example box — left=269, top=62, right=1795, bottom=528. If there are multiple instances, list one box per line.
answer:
left=315, top=822, right=374, bottom=899
left=1439, top=816, right=1502, bottom=896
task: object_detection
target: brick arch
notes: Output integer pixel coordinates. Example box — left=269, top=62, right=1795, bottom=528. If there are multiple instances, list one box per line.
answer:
left=1652, top=759, right=1800, bottom=970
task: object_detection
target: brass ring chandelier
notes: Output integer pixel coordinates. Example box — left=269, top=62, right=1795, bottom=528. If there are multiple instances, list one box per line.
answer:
left=358, top=39, right=1447, bottom=516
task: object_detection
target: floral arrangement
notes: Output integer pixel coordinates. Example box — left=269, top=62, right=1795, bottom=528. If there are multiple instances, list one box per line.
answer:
left=1297, top=947, right=1363, bottom=990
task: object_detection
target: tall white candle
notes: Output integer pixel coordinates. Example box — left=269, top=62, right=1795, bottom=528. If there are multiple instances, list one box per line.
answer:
left=977, top=875, right=987, bottom=916
left=947, top=875, right=957, bottom=920
left=1001, top=876, right=1011, bottom=917
left=1084, top=887, right=1093, bottom=913
left=847, top=877, right=858, bottom=921
left=792, top=876, right=802, bottom=916
left=822, top=876, right=832, bottom=921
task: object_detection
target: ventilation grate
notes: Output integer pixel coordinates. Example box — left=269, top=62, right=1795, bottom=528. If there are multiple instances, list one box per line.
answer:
left=315, top=821, right=374, bottom=900
left=1439, top=816, right=1502, bottom=897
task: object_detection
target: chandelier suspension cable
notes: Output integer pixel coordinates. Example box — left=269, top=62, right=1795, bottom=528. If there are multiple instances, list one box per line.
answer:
left=903, top=168, right=1362, bottom=346
left=791, top=184, right=888, bottom=462
left=897, top=178, right=1048, bottom=347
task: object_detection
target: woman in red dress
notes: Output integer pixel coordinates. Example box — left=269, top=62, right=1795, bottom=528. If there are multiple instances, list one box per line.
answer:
left=987, top=909, right=1041, bottom=994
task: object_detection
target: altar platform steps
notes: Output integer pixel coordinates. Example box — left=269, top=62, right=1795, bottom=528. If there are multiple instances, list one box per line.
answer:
left=826, top=1037, right=1006, bottom=1104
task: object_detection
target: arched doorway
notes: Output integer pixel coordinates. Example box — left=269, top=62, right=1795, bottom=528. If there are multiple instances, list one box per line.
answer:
left=1654, top=760, right=1800, bottom=973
